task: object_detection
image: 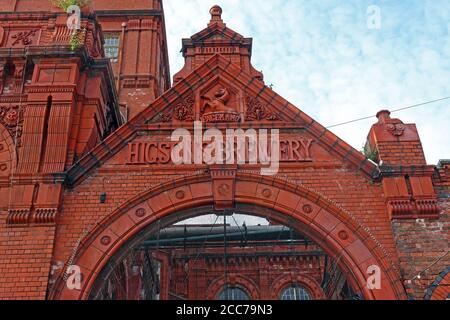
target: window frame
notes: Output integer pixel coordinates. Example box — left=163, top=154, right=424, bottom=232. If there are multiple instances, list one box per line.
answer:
left=103, top=33, right=120, bottom=63
left=217, top=287, right=251, bottom=301
left=280, top=284, right=312, bottom=300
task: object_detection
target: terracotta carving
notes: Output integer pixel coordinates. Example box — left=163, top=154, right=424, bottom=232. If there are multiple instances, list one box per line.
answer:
left=11, top=30, right=37, bottom=46
left=202, top=87, right=234, bottom=113
left=386, top=123, right=406, bottom=137
left=159, top=94, right=195, bottom=122
left=246, top=95, right=279, bottom=121
left=0, top=106, right=23, bottom=146
left=201, top=87, right=240, bottom=123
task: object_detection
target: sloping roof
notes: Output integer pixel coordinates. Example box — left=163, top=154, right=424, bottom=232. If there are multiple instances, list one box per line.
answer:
left=65, top=53, right=377, bottom=187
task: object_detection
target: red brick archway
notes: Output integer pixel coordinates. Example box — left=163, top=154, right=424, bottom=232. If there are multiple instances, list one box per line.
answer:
left=51, top=173, right=407, bottom=300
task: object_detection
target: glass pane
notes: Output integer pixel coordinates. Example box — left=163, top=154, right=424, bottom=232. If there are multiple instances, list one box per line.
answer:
left=218, top=287, right=250, bottom=301
left=280, top=285, right=311, bottom=300
left=104, top=34, right=120, bottom=46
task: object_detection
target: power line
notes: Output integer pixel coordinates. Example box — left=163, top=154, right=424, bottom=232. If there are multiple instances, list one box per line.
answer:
left=412, top=251, right=449, bottom=281
left=326, top=96, right=450, bottom=129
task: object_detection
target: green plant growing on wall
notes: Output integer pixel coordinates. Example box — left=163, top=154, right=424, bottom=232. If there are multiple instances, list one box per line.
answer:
left=50, top=0, right=90, bottom=51
left=362, top=144, right=379, bottom=164
left=69, top=28, right=86, bottom=51
left=51, top=0, right=91, bottom=11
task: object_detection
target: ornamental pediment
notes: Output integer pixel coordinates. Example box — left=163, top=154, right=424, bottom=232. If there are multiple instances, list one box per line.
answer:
left=148, top=74, right=288, bottom=124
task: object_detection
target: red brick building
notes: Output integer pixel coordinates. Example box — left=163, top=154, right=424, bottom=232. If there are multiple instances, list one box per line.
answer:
left=0, top=1, right=448, bottom=300
left=90, top=224, right=354, bottom=301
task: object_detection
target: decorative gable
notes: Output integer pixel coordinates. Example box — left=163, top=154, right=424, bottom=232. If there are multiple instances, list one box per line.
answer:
left=66, top=7, right=379, bottom=187
left=147, top=59, right=292, bottom=124
left=174, top=5, right=263, bottom=83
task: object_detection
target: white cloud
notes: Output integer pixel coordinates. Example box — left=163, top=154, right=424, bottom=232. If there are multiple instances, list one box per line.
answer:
left=164, top=0, right=450, bottom=164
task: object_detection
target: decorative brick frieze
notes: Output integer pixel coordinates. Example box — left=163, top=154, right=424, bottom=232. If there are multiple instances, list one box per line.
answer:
left=6, top=207, right=57, bottom=225
left=415, top=198, right=440, bottom=217
left=387, top=199, right=414, bottom=219
left=382, top=173, right=440, bottom=220
left=6, top=208, right=30, bottom=225
left=387, top=198, right=440, bottom=220
left=31, top=207, right=57, bottom=224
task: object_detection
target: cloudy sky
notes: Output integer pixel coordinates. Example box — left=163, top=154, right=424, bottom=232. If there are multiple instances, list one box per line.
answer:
left=163, top=0, right=450, bottom=165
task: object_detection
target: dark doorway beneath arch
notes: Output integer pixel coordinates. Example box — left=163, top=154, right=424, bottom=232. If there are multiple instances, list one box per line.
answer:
left=89, top=208, right=361, bottom=300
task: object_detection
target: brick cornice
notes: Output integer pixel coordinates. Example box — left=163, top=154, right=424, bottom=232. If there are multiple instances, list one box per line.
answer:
left=0, top=45, right=92, bottom=64
left=8, top=172, right=66, bottom=185
left=375, top=165, right=436, bottom=180
left=0, top=12, right=56, bottom=21
left=0, top=44, right=123, bottom=137
left=94, top=10, right=163, bottom=17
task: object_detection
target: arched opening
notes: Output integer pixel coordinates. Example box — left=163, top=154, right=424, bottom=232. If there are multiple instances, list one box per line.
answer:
left=87, top=210, right=360, bottom=300
left=218, top=287, right=250, bottom=301
left=52, top=174, right=405, bottom=300
left=280, top=285, right=311, bottom=301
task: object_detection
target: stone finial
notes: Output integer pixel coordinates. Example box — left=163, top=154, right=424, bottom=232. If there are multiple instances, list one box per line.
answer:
left=376, top=110, right=391, bottom=124
left=209, top=5, right=224, bottom=25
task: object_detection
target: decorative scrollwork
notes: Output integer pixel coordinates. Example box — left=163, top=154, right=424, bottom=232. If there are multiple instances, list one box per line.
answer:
left=158, top=94, right=195, bottom=122
left=0, top=105, right=23, bottom=146
left=245, top=95, right=279, bottom=121
left=386, top=123, right=406, bottom=137
left=11, top=30, right=37, bottom=46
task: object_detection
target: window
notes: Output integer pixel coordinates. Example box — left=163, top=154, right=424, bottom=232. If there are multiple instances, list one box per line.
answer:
left=104, top=34, right=120, bottom=62
left=218, top=287, right=250, bottom=301
left=280, top=285, right=312, bottom=300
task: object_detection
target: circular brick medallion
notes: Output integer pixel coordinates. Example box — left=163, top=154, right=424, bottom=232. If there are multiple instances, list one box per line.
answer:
left=135, top=208, right=146, bottom=218
left=338, top=230, right=349, bottom=240
left=262, top=189, right=272, bottom=198
left=175, top=190, right=185, bottom=200
left=100, top=236, right=111, bottom=246
left=302, top=204, right=313, bottom=214
left=4, top=109, right=18, bottom=126
left=0, top=163, right=7, bottom=171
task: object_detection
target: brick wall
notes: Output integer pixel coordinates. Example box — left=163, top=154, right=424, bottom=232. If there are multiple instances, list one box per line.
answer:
left=47, top=157, right=401, bottom=296
left=376, top=141, right=427, bottom=165
left=0, top=220, right=55, bottom=299
left=168, top=244, right=326, bottom=300
left=1, top=2, right=448, bottom=301
left=391, top=199, right=450, bottom=299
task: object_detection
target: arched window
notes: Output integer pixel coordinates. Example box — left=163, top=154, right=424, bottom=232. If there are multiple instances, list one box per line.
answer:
left=280, top=285, right=312, bottom=300
left=218, top=287, right=250, bottom=300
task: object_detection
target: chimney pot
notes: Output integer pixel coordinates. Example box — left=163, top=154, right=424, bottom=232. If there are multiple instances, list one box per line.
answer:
left=376, top=110, right=391, bottom=124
